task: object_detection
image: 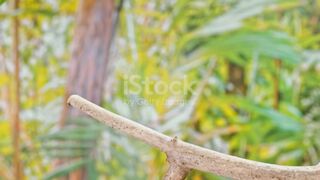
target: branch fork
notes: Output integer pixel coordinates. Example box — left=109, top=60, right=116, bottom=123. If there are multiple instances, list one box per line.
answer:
left=67, top=95, right=320, bottom=180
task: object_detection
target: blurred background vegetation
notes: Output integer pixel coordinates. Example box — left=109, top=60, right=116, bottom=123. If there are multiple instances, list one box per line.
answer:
left=1, top=0, right=320, bottom=179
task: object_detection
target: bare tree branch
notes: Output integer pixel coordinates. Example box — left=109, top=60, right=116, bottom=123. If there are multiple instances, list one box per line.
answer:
left=67, top=95, right=320, bottom=180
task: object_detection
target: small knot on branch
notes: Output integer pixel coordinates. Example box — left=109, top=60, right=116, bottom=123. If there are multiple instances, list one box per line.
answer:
left=171, top=136, right=178, bottom=144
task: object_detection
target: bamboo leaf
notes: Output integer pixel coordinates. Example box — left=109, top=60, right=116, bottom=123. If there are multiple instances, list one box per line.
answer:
left=43, top=159, right=89, bottom=180
left=190, top=30, right=300, bottom=64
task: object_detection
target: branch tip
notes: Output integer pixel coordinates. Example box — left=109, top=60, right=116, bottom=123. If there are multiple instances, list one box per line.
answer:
left=67, top=94, right=80, bottom=105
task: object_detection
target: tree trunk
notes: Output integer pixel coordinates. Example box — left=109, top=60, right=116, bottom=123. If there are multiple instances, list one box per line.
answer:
left=61, top=0, right=115, bottom=123
left=58, top=0, right=116, bottom=179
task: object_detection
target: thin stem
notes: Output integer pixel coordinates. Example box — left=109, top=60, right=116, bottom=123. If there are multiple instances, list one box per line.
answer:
left=11, top=0, right=23, bottom=179
left=273, top=59, right=281, bottom=110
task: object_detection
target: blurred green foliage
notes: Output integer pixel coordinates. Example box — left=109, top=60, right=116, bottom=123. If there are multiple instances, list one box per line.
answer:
left=0, top=0, right=320, bottom=179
